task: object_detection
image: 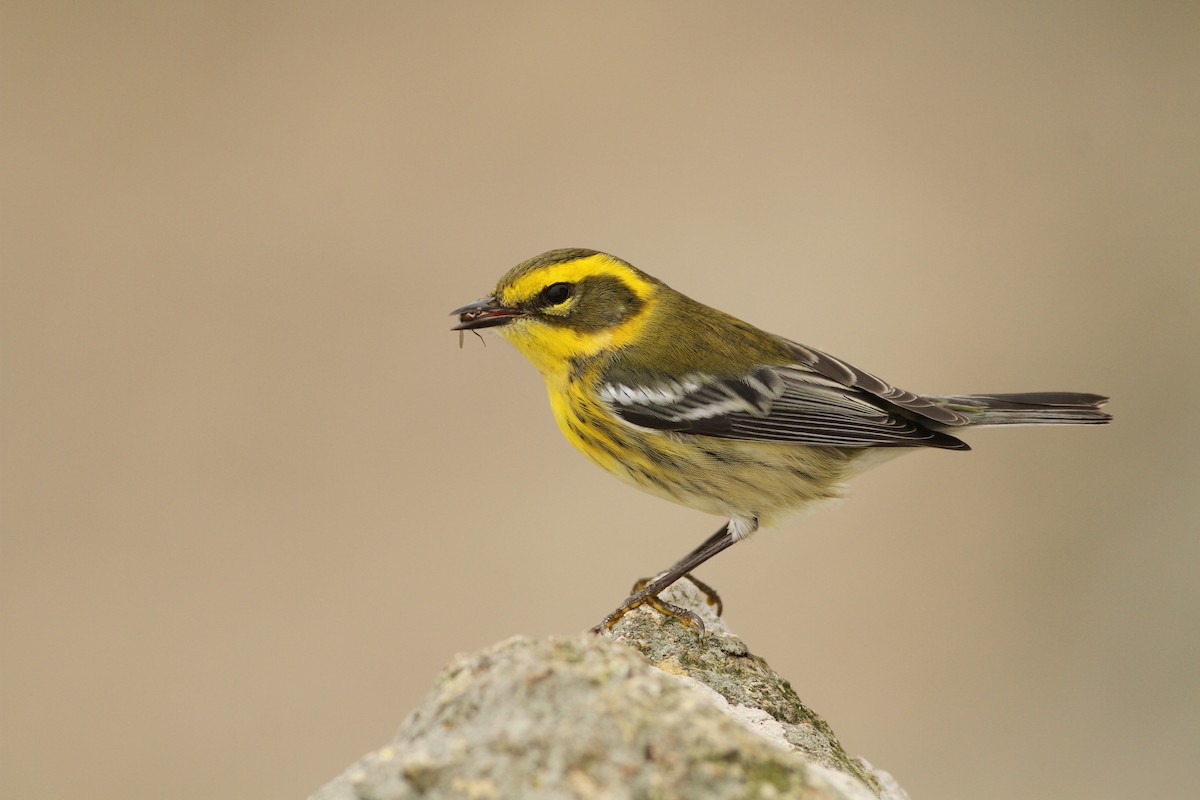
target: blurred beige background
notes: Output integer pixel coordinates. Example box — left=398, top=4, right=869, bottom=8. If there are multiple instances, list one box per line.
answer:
left=3, top=3, right=1197, bottom=799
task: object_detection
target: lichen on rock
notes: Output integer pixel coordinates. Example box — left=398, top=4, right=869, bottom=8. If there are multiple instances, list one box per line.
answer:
left=311, top=581, right=907, bottom=800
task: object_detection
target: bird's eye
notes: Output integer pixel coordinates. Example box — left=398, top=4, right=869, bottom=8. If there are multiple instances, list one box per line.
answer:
left=540, top=282, right=574, bottom=306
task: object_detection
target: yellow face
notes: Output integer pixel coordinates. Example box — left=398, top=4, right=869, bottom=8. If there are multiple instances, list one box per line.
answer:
left=454, top=250, right=661, bottom=377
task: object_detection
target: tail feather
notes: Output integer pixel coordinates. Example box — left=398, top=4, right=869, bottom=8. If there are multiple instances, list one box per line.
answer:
left=931, top=392, right=1112, bottom=427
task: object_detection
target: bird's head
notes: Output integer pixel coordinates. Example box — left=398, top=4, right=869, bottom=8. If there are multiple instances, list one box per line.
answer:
left=453, top=249, right=662, bottom=376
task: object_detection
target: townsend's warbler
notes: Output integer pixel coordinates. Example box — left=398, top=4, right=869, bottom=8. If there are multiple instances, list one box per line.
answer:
left=452, top=248, right=1110, bottom=632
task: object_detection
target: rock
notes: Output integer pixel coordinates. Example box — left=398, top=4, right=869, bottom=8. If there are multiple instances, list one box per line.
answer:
left=310, top=580, right=908, bottom=800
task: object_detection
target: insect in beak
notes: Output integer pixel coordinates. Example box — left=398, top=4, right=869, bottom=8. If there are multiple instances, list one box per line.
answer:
left=458, top=329, right=487, bottom=349
left=451, top=298, right=526, bottom=348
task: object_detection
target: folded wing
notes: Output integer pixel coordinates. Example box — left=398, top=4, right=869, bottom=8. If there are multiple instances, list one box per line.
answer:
left=600, top=342, right=970, bottom=450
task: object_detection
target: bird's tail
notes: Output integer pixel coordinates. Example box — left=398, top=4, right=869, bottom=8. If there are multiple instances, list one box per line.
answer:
left=930, top=392, right=1112, bottom=427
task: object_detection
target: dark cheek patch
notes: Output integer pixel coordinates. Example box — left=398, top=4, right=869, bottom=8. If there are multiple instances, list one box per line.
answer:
left=558, top=276, right=644, bottom=332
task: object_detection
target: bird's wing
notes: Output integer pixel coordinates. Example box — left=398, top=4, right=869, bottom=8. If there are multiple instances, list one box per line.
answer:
left=782, top=341, right=968, bottom=426
left=599, top=342, right=969, bottom=450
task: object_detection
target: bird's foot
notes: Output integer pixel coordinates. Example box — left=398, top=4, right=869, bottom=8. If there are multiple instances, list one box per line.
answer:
left=591, top=581, right=707, bottom=635
left=630, top=572, right=723, bottom=616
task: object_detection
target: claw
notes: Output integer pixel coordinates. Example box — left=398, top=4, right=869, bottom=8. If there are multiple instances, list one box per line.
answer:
left=589, top=522, right=738, bottom=637
left=590, top=585, right=706, bottom=636
left=682, top=574, right=723, bottom=616
left=644, top=594, right=706, bottom=634
left=629, top=573, right=721, bottom=616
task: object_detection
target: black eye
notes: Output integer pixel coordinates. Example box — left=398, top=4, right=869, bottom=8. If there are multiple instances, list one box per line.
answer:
left=540, top=282, right=574, bottom=306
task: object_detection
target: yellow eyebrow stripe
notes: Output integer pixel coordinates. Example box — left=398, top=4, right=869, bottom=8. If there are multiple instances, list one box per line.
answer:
left=500, top=253, right=657, bottom=306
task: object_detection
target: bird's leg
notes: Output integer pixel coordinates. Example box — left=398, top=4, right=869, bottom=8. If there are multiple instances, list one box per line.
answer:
left=630, top=573, right=724, bottom=616
left=680, top=573, right=724, bottom=616
left=623, top=577, right=720, bottom=631
left=633, top=534, right=724, bottom=618
left=593, top=522, right=738, bottom=635
left=628, top=526, right=731, bottom=595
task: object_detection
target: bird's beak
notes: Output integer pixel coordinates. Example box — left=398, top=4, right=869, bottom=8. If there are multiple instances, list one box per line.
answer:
left=451, top=297, right=526, bottom=330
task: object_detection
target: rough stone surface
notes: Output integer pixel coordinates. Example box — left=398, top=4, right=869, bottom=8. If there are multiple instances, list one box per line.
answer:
left=311, top=581, right=908, bottom=800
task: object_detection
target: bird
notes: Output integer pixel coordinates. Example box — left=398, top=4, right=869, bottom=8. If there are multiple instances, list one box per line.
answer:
left=451, top=248, right=1111, bottom=632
